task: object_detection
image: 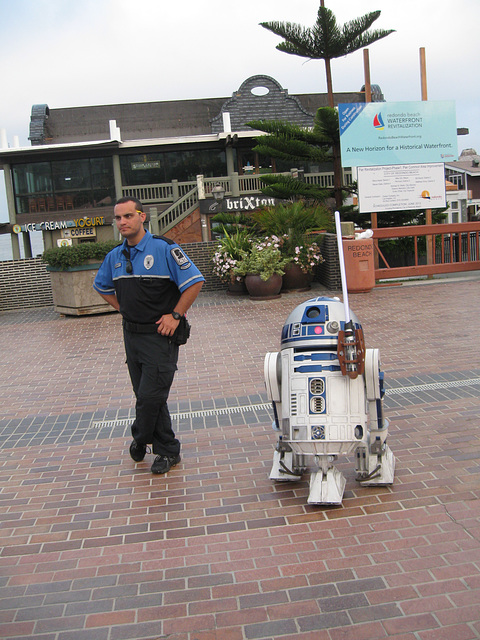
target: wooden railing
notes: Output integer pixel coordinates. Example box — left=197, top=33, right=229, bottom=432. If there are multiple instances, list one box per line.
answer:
left=374, top=222, right=480, bottom=280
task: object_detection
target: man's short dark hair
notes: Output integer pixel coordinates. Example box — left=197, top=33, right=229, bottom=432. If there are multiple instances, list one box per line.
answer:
left=115, top=196, right=144, bottom=212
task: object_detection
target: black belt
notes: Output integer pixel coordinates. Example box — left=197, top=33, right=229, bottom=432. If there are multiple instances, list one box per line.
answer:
left=123, top=319, right=158, bottom=334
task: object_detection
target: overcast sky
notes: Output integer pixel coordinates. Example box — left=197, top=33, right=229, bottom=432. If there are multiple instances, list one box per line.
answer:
left=1, top=0, right=479, bottom=222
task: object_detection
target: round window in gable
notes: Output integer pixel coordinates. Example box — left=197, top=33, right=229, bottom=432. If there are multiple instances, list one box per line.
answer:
left=251, top=86, right=270, bottom=96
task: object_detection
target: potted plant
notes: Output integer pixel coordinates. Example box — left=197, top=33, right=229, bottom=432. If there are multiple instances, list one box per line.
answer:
left=250, top=202, right=330, bottom=291
left=280, top=235, right=325, bottom=291
left=42, top=240, right=119, bottom=316
left=211, top=228, right=253, bottom=294
left=233, top=236, right=290, bottom=299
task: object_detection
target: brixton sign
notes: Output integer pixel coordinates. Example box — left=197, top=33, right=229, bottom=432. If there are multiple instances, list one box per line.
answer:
left=199, top=196, right=278, bottom=214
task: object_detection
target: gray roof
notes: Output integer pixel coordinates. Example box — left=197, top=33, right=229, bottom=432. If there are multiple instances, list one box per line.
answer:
left=30, top=75, right=369, bottom=146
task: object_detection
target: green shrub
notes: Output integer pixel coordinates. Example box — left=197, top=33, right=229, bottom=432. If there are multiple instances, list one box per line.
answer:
left=42, top=241, right=120, bottom=269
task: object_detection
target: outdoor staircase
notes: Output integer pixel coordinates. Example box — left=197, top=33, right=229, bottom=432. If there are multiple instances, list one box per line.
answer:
left=157, top=185, right=199, bottom=234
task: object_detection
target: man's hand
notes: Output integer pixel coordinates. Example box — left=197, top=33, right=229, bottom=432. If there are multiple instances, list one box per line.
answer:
left=155, top=314, right=180, bottom=336
left=155, top=281, right=203, bottom=337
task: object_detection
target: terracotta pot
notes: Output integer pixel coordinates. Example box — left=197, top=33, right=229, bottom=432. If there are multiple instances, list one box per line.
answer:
left=227, top=276, right=247, bottom=296
left=282, top=262, right=312, bottom=292
left=245, top=273, right=282, bottom=300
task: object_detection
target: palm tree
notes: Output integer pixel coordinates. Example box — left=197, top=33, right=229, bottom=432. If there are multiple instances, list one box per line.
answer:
left=260, top=1, right=394, bottom=208
left=247, top=107, right=339, bottom=206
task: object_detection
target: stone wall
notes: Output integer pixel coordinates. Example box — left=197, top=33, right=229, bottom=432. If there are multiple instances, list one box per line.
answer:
left=0, top=238, right=340, bottom=312
left=316, top=233, right=342, bottom=291
left=0, top=257, right=54, bottom=312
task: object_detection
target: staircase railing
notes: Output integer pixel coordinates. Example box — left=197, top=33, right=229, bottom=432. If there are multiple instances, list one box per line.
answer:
left=155, top=185, right=199, bottom=234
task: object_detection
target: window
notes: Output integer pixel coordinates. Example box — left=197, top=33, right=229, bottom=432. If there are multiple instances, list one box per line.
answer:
left=12, top=157, right=115, bottom=214
left=120, top=148, right=227, bottom=186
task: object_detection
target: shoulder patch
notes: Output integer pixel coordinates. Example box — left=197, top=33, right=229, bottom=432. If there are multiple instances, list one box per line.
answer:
left=170, top=247, right=191, bottom=268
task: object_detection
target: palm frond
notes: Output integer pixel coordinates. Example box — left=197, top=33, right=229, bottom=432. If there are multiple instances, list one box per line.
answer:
left=260, top=21, right=317, bottom=58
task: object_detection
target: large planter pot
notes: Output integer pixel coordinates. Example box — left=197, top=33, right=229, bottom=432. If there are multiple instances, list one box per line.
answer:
left=227, top=276, right=248, bottom=296
left=282, top=262, right=313, bottom=292
left=47, top=263, right=117, bottom=316
left=245, top=273, right=282, bottom=300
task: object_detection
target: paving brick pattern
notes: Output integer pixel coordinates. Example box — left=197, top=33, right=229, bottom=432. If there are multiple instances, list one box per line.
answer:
left=1, top=278, right=479, bottom=640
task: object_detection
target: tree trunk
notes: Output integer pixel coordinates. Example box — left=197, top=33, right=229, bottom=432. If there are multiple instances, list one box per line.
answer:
left=324, top=58, right=342, bottom=209
left=324, top=58, right=334, bottom=108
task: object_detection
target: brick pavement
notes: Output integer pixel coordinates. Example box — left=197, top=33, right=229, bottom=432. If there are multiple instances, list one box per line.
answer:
left=1, top=277, right=479, bottom=640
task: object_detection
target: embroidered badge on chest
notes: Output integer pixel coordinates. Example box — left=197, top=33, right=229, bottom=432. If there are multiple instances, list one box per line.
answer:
left=171, top=247, right=191, bottom=269
left=144, top=255, right=154, bottom=270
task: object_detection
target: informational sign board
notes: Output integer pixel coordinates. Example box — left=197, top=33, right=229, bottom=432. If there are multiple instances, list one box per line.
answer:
left=357, top=163, right=447, bottom=213
left=339, top=101, right=457, bottom=167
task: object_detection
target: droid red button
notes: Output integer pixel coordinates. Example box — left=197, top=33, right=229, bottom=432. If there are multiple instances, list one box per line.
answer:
left=314, top=326, right=323, bottom=334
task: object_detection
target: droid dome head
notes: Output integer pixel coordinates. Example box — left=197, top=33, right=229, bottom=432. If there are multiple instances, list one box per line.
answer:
left=280, top=296, right=362, bottom=350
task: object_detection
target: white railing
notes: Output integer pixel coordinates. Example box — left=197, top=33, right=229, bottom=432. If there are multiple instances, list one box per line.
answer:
left=122, top=184, right=173, bottom=202
left=121, top=170, right=353, bottom=204
left=157, top=185, right=199, bottom=233
left=122, top=170, right=354, bottom=232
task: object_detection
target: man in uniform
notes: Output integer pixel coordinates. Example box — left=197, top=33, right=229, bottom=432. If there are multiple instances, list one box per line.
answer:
left=93, top=197, right=204, bottom=474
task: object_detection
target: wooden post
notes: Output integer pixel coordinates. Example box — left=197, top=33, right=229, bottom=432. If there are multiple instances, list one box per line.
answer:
left=363, top=49, right=372, bottom=104
left=363, top=49, right=379, bottom=269
left=420, top=47, right=434, bottom=268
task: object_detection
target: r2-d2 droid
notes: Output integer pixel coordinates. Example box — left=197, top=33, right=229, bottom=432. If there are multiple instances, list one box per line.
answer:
left=264, top=296, right=395, bottom=505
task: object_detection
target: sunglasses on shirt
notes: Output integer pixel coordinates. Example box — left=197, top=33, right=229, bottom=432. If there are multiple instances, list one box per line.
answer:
left=122, top=249, right=133, bottom=273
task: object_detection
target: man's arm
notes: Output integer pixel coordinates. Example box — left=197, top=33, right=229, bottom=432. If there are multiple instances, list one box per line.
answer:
left=97, top=292, right=120, bottom=312
left=156, top=281, right=203, bottom=336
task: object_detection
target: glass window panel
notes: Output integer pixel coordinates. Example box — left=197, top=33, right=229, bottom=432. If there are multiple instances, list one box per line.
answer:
left=120, top=149, right=227, bottom=185
left=90, top=157, right=115, bottom=207
left=120, top=153, right=165, bottom=186
left=13, top=162, right=53, bottom=195
left=12, top=157, right=115, bottom=213
left=52, top=159, right=91, bottom=192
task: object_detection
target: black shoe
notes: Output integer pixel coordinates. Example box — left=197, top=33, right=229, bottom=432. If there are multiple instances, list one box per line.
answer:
left=151, top=454, right=181, bottom=474
left=129, top=440, right=148, bottom=462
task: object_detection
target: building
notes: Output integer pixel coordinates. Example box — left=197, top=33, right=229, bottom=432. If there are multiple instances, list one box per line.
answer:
left=0, top=75, right=370, bottom=258
left=444, top=149, right=480, bottom=222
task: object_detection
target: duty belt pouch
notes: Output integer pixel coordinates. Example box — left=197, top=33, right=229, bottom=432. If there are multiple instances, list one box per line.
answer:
left=171, top=315, right=191, bottom=346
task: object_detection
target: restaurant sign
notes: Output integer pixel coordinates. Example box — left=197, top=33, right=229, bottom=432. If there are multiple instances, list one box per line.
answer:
left=199, top=196, right=278, bottom=214
left=131, top=161, right=161, bottom=170
left=13, top=216, right=106, bottom=233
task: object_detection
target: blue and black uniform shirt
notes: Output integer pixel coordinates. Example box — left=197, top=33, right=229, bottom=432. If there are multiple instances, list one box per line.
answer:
left=93, top=230, right=205, bottom=324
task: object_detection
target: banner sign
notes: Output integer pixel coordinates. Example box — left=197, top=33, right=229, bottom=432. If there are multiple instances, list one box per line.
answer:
left=199, top=195, right=278, bottom=214
left=339, top=101, right=457, bottom=167
left=357, top=163, right=447, bottom=213
left=13, top=216, right=106, bottom=234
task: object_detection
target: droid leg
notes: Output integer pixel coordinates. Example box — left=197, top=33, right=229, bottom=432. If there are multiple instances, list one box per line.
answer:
left=307, top=456, right=346, bottom=505
left=269, top=442, right=303, bottom=481
left=356, top=444, right=395, bottom=486
left=357, top=349, right=395, bottom=486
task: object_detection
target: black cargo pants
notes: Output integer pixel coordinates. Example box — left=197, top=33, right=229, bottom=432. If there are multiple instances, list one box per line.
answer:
left=123, top=327, right=180, bottom=457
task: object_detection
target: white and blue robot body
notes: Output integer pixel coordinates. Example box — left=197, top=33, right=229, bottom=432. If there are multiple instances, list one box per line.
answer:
left=264, top=297, right=395, bottom=505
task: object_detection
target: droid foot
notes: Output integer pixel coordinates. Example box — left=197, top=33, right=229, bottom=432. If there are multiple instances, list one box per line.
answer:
left=269, top=449, right=302, bottom=482
left=307, top=467, right=346, bottom=505
left=357, top=444, right=395, bottom=486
